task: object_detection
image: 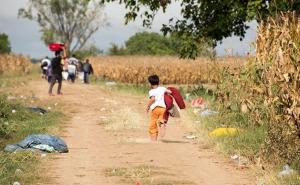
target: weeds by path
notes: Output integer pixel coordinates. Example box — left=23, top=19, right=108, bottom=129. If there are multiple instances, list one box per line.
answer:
left=0, top=93, right=64, bottom=184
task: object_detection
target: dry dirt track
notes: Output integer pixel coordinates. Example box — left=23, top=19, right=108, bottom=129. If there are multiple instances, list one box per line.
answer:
left=28, top=80, right=252, bottom=185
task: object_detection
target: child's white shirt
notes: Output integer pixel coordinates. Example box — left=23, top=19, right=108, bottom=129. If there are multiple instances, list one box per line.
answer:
left=149, top=86, right=167, bottom=110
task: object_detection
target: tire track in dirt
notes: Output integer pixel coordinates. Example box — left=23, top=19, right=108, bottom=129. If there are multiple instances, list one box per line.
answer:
left=28, top=80, right=252, bottom=185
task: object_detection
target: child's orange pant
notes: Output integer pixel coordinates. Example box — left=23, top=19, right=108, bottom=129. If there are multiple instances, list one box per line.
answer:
left=149, top=107, right=166, bottom=136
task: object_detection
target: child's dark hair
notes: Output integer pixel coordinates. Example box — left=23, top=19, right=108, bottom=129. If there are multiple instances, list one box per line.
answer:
left=148, top=75, right=159, bottom=85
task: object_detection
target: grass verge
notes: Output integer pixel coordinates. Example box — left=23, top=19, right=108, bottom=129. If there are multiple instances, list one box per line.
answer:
left=0, top=92, right=64, bottom=184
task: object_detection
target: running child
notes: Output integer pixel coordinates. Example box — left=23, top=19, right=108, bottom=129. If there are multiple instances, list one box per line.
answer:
left=146, top=75, right=171, bottom=141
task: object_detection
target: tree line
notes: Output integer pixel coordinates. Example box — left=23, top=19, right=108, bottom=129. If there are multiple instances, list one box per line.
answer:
left=108, top=31, right=215, bottom=57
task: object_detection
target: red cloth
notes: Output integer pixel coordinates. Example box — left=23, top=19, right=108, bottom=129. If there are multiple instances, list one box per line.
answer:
left=163, top=87, right=186, bottom=122
left=48, top=43, right=65, bottom=52
left=168, top=87, right=185, bottom=109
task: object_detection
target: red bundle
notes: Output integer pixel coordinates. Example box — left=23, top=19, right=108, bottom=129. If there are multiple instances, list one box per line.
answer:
left=48, top=43, right=65, bottom=52
left=163, top=87, right=186, bottom=122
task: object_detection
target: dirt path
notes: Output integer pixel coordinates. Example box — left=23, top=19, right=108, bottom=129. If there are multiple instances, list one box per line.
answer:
left=29, top=80, right=252, bottom=185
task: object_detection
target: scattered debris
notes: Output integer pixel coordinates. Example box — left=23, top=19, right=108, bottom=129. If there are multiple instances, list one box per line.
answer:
left=15, top=169, right=23, bottom=175
left=99, top=115, right=107, bottom=119
left=200, top=109, right=218, bottom=117
left=231, top=154, right=240, bottom=161
left=13, top=182, right=21, bottom=185
left=106, top=81, right=117, bottom=87
left=278, top=164, right=295, bottom=177
left=41, top=153, right=47, bottom=158
left=47, top=107, right=52, bottom=110
left=11, top=109, right=16, bottom=114
left=185, top=135, right=198, bottom=140
left=7, top=96, right=17, bottom=100
left=4, top=134, right=68, bottom=153
left=185, top=93, right=191, bottom=100
left=27, top=107, right=47, bottom=114
left=191, top=97, right=206, bottom=108
left=209, top=128, right=238, bottom=137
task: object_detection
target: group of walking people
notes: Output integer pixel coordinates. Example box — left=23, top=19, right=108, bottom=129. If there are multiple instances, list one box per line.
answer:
left=40, top=46, right=94, bottom=96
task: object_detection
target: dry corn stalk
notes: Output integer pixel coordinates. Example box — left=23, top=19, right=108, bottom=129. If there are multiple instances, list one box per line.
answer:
left=90, top=56, right=244, bottom=85
left=0, top=54, right=32, bottom=75
left=257, top=12, right=300, bottom=163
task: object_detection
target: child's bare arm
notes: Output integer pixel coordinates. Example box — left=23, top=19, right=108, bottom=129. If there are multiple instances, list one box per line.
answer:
left=166, top=89, right=172, bottom=94
left=146, top=97, right=155, bottom=112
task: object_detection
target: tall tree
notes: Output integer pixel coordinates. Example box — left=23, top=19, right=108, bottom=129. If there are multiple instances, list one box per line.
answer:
left=101, top=0, right=300, bottom=58
left=19, top=0, right=107, bottom=53
left=0, top=33, right=11, bottom=54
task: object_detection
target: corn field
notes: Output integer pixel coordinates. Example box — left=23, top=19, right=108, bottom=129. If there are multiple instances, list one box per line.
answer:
left=257, top=13, right=300, bottom=163
left=0, top=54, right=32, bottom=75
left=216, top=13, right=300, bottom=164
left=90, top=56, right=245, bottom=85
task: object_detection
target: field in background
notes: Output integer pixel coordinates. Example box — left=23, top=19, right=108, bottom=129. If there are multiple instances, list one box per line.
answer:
left=0, top=54, right=33, bottom=75
left=90, top=56, right=245, bottom=85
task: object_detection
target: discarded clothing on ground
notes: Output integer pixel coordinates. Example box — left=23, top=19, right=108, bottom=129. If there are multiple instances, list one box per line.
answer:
left=4, top=134, right=68, bottom=153
left=27, top=107, right=48, bottom=114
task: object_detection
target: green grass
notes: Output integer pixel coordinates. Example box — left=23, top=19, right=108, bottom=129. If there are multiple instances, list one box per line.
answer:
left=191, top=108, right=266, bottom=160
left=91, top=76, right=149, bottom=96
left=0, top=93, right=64, bottom=185
left=0, top=67, right=40, bottom=89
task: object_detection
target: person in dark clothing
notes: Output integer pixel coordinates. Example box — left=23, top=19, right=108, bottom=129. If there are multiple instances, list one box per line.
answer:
left=48, top=47, right=67, bottom=96
left=82, top=59, right=94, bottom=84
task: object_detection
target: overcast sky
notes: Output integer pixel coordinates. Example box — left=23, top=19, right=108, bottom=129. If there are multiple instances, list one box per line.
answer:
left=0, top=0, right=257, bottom=58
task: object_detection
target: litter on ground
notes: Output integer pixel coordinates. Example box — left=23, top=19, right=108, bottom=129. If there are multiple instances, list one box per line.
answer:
left=15, top=169, right=23, bottom=174
left=185, top=135, right=198, bottom=139
left=4, top=134, right=68, bottom=153
left=200, top=109, right=218, bottom=117
left=41, top=153, right=47, bottom=158
left=231, top=154, right=240, bottom=161
left=278, top=164, right=295, bottom=177
left=191, top=97, right=206, bottom=108
left=27, top=107, right=48, bottom=114
left=209, top=128, right=238, bottom=137
left=105, top=81, right=117, bottom=87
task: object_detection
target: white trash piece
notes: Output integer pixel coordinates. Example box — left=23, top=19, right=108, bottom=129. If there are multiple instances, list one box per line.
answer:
left=41, top=153, right=47, bottom=158
left=278, top=164, right=295, bottom=177
left=200, top=109, right=218, bottom=117
left=230, top=154, right=240, bottom=161
left=185, top=135, right=197, bottom=139
left=13, top=182, right=21, bottom=185
left=15, top=169, right=23, bottom=174
left=106, top=81, right=117, bottom=87
left=12, top=110, right=16, bottom=114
